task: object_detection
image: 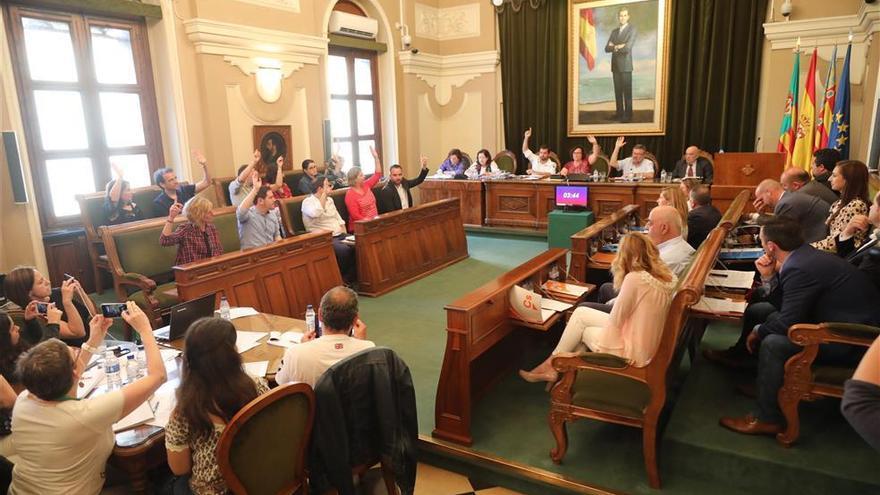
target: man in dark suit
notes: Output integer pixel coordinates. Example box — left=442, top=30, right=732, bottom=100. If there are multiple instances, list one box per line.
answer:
left=672, top=146, right=714, bottom=183
left=835, top=191, right=880, bottom=289
left=781, top=166, right=838, bottom=206
left=720, top=216, right=880, bottom=435
left=811, top=147, right=841, bottom=195
left=753, top=179, right=830, bottom=243
left=686, top=186, right=722, bottom=248
left=605, top=8, right=636, bottom=122
left=376, top=157, right=429, bottom=214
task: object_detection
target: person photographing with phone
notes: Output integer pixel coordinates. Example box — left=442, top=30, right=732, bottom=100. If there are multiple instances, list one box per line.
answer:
left=2, top=301, right=166, bottom=494
left=275, top=286, right=374, bottom=387
left=3, top=267, right=90, bottom=346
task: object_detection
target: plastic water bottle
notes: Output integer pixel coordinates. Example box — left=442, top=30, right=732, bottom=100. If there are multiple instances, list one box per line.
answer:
left=104, top=350, right=122, bottom=390
left=136, top=350, right=147, bottom=379
left=219, top=295, right=231, bottom=320
left=718, top=148, right=725, bottom=154
left=126, top=355, right=139, bottom=384
left=660, top=169, right=667, bottom=183
left=305, top=305, right=316, bottom=335
left=592, top=170, right=599, bottom=182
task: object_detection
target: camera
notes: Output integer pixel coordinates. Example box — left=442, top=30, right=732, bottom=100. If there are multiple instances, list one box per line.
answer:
left=36, top=302, right=48, bottom=314
left=101, top=303, right=127, bottom=318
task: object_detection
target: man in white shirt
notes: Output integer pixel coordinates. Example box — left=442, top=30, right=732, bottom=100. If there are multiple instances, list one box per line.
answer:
left=609, top=136, right=655, bottom=180
left=275, top=286, right=375, bottom=387
left=647, top=205, right=696, bottom=278
left=302, top=175, right=356, bottom=283
left=522, top=127, right=557, bottom=176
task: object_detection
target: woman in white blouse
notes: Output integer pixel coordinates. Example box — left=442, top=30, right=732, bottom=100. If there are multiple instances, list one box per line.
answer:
left=520, top=233, right=677, bottom=383
left=465, top=149, right=499, bottom=178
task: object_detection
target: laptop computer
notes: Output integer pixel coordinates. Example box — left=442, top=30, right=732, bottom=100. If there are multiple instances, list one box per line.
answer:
left=154, top=293, right=216, bottom=341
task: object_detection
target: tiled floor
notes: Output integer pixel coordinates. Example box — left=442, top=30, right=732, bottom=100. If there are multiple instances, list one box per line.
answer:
left=101, top=462, right=527, bottom=494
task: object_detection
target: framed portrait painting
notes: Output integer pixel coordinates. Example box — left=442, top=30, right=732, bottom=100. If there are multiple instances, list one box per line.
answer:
left=567, top=0, right=670, bottom=136
left=252, top=125, right=293, bottom=171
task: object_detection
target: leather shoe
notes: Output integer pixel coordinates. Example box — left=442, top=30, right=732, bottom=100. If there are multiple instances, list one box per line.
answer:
left=719, top=415, right=782, bottom=436
left=702, top=348, right=756, bottom=369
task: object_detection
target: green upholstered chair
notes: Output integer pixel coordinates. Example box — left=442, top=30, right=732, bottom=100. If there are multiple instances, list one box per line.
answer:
left=278, top=196, right=308, bottom=237
left=213, top=176, right=235, bottom=207
left=547, top=227, right=724, bottom=489
left=493, top=150, right=517, bottom=173
left=283, top=171, right=306, bottom=196
left=776, top=322, right=880, bottom=447
left=77, top=185, right=163, bottom=294
left=331, top=187, right=350, bottom=224
left=217, top=383, right=315, bottom=495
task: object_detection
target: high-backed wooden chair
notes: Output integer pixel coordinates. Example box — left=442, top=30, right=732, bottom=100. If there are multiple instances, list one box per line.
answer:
left=592, top=154, right=610, bottom=175
left=548, top=151, right=561, bottom=172
left=492, top=150, right=517, bottom=173
left=547, top=227, right=724, bottom=488
left=645, top=151, right=660, bottom=179
left=213, top=176, right=235, bottom=207
left=776, top=322, right=880, bottom=447
left=217, top=383, right=316, bottom=495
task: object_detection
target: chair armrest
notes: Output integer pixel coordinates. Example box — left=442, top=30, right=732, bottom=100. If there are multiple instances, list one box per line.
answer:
left=119, top=272, right=158, bottom=293
left=550, top=353, right=646, bottom=403
left=788, top=322, right=880, bottom=347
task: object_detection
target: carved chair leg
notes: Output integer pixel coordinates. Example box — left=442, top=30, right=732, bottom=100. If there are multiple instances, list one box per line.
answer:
left=642, top=420, right=660, bottom=489
left=92, top=263, right=104, bottom=294
left=549, top=410, right=568, bottom=464
left=776, top=384, right=802, bottom=447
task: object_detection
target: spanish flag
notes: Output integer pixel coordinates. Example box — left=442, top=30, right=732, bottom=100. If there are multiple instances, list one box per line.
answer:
left=815, top=45, right=837, bottom=150
left=777, top=50, right=799, bottom=167
left=792, top=48, right=818, bottom=172
left=579, top=9, right=596, bottom=71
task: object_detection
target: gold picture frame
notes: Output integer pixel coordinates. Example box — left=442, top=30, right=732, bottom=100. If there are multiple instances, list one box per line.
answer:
left=567, top=0, right=671, bottom=136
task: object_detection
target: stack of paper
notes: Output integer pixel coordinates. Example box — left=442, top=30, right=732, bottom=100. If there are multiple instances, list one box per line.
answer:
left=227, top=307, right=260, bottom=320
left=113, top=401, right=154, bottom=432
left=235, top=331, right=267, bottom=354
left=267, top=331, right=304, bottom=348
left=706, top=270, right=755, bottom=290
left=693, top=297, right=747, bottom=314
left=243, top=361, right=269, bottom=378
left=541, top=299, right=573, bottom=312
left=77, top=368, right=105, bottom=399
left=145, top=389, right=177, bottom=429
left=542, top=281, right=591, bottom=298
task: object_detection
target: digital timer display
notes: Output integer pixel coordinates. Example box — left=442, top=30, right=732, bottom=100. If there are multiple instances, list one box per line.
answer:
left=555, top=185, right=589, bottom=208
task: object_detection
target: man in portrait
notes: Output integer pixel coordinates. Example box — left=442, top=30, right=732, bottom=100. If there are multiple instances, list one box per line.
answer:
left=605, top=7, right=636, bottom=122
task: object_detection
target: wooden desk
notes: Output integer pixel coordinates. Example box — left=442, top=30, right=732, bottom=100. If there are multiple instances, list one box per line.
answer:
left=569, top=204, right=641, bottom=281
left=433, top=248, right=571, bottom=446
left=420, top=179, right=484, bottom=227
left=354, top=198, right=468, bottom=297
left=173, top=232, right=342, bottom=319
left=111, top=313, right=304, bottom=493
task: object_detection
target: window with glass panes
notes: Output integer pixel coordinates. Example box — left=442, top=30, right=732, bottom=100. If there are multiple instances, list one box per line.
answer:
left=5, top=5, right=162, bottom=229
left=327, top=47, right=381, bottom=175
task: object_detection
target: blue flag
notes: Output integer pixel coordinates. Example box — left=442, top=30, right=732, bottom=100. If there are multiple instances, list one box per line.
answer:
left=828, top=43, right=851, bottom=159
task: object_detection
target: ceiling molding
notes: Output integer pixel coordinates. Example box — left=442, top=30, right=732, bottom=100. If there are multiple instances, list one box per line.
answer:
left=184, top=18, right=327, bottom=77
left=399, top=50, right=499, bottom=105
left=763, top=2, right=879, bottom=49
left=414, top=3, right=481, bottom=41
left=230, top=0, right=300, bottom=13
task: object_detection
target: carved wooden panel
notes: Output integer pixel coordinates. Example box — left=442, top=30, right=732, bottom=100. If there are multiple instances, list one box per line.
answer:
left=174, top=232, right=342, bottom=319
left=420, top=179, right=484, bottom=226
left=354, top=198, right=468, bottom=297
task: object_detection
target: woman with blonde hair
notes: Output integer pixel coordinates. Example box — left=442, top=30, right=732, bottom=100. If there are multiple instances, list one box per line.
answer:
left=657, top=186, right=689, bottom=237
left=520, top=233, right=677, bottom=383
left=160, top=196, right=224, bottom=266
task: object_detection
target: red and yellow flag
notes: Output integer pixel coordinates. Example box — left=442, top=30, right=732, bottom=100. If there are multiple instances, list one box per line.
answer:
left=579, top=9, right=597, bottom=71
left=792, top=48, right=818, bottom=172
left=816, top=45, right=837, bottom=150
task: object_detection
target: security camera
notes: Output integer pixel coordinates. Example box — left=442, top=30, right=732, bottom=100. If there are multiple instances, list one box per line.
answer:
left=780, top=0, right=792, bottom=18
left=401, top=34, right=412, bottom=50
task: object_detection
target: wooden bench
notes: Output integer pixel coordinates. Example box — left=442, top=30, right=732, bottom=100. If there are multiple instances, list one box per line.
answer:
left=174, top=231, right=342, bottom=320
left=433, top=248, right=572, bottom=445
left=354, top=198, right=468, bottom=297
left=569, top=204, right=640, bottom=280
left=548, top=224, right=727, bottom=488
left=278, top=188, right=351, bottom=237
left=100, top=206, right=240, bottom=327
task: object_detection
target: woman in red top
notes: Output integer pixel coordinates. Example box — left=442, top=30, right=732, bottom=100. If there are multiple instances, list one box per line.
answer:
left=344, top=146, right=384, bottom=233
left=160, top=196, right=224, bottom=266
left=560, top=135, right=600, bottom=176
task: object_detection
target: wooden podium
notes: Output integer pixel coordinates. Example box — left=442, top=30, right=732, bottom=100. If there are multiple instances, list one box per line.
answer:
left=710, top=152, right=785, bottom=214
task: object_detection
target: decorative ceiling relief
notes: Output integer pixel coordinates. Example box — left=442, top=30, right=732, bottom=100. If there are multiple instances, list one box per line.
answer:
left=414, top=3, right=480, bottom=41
left=399, top=50, right=499, bottom=106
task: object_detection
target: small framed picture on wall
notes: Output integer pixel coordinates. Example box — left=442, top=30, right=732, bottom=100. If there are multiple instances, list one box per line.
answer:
left=253, top=125, right=293, bottom=171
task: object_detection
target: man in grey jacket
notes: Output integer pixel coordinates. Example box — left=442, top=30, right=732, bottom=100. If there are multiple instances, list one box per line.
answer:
left=781, top=167, right=838, bottom=205
left=754, top=179, right=830, bottom=243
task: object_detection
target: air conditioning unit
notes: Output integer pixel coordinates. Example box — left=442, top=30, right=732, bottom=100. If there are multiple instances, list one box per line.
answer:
left=329, top=11, right=378, bottom=40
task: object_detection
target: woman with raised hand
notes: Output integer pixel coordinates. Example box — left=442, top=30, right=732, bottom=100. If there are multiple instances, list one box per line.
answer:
left=165, top=317, right=267, bottom=494
left=519, top=233, right=677, bottom=383
left=104, top=162, right=144, bottom=225
left=5, top=302, right=166, bottom=494
left=3, top=267, right=89, bottom=346
left=344, top=145, right=385, bottom=233
left=160, top=195, right=224, bottom=266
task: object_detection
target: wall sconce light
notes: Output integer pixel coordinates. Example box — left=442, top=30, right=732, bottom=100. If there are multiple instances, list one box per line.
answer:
left=255, top=66, right=283, bottom=103
left=491, top=0, right=503, bottom=6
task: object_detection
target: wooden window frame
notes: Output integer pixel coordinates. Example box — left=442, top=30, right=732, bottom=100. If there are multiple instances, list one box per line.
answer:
left=4, top=3, right=163, bottom=231
left=328, top=46, right=382, bottom=173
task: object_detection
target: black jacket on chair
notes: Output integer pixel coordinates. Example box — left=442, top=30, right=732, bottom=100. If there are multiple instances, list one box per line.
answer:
left=376, top=168, right=429, bottom=214
left=309, top=347, right=418, bottom=495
